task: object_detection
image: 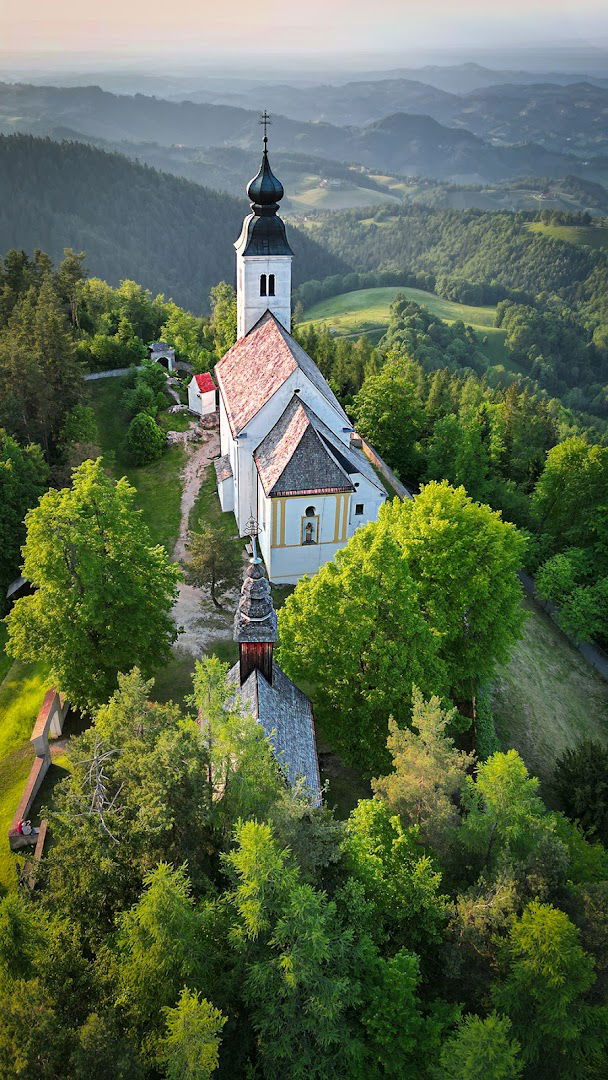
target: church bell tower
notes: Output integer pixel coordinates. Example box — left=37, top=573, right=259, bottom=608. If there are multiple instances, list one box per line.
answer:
left=235, top=114, right=293, bottom=339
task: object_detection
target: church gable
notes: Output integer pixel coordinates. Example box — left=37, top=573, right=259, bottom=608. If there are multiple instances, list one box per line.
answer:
left=254, top=396, right=354, bottom=497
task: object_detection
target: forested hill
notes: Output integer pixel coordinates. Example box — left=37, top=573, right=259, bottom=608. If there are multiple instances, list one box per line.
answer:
left=308, top=203, right=608, bottom=329
left=0, top=134, right=345, bottom=311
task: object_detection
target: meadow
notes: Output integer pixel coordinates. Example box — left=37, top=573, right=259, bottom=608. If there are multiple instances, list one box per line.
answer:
left=302, top=285, right=508, bottom=360
left=527, top=221, right=608, bottom=250
left=287, top=173, right=399, bottom=212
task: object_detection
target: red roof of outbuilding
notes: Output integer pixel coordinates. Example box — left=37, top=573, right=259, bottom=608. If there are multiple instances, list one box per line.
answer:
left=195, top=373, right=215, bottom=394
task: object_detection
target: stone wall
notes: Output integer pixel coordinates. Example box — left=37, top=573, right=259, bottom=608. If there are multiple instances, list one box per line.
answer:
left=7, top=689, right=69, bottom=853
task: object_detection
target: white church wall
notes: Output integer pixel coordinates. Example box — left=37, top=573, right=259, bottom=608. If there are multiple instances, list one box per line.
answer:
left=346, top=475, right=388, bottom=537
left=231, top=366, right=359, bottom=535
left=266, top=492, right=351, bottom=583
left=236, top=253, right=292, bottom=338
left=217, top=476, right=234, bottom=513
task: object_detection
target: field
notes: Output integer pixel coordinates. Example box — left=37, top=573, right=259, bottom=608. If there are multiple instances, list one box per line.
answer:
left=302, top=285, right=508, bottom=362
left=287, top=174, right=399, bottom=213
left=527, top=222, right=608, bottom=250
left=493, top=599, right=608, bottom=789
left=0, top=659, right=49, bottom=893
left=88, top=376, right=186, bottom=552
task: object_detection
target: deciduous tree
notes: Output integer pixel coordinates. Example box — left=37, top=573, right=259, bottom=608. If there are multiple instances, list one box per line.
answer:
left=6, top=460, right=180, bottom=708
left=186, top=523, right=242, bottom=608
left=162, top=990, right=226, bottom=1080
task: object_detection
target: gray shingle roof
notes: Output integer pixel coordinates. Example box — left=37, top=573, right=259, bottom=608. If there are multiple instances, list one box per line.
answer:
left=228, top=660, right=321, bottom=806
left=213, top=454, right=233, bottom=484
left=254, top=396, right=354, bottom=497
left=215, top=311, right=349, bottom=437
left=254, top=395, right=387, bottom=499
left=234, top=559, right=278, bottom=643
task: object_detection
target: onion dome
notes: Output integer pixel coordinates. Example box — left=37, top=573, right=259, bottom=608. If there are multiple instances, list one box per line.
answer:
left=234, top=553, right=278, bottom=644
left=247, top=138, right=285, bottom=215
left=235, top=132, right=293, bottom=258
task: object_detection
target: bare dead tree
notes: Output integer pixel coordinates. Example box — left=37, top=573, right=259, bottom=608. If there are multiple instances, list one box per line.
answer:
left=66, top=736, right=125, bottom=843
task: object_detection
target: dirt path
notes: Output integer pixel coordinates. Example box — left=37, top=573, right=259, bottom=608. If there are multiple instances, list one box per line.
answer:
left=169, top=415, right=236, bottom=657
left=173, top=415, right=220, bottom=563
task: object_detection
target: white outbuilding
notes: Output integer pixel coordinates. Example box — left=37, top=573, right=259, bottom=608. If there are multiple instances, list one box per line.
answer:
left=188, top=372, right=216, bottom=416
left=148, top=342, right=176, bottom=371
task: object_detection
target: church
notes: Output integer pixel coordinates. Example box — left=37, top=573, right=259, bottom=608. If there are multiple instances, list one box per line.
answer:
left=214, top=129, right=388, bottom=584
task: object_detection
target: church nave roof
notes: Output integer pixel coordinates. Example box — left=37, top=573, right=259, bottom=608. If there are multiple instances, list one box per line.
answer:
left=215, top=310, right=349, bottom=437
left=228, top=660, right=322, bottom=806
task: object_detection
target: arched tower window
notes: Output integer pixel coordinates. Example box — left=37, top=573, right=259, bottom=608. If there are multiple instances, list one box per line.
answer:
left=260, top=274, right=267, bottom=297
left=268, top=273, right=276, bottom=296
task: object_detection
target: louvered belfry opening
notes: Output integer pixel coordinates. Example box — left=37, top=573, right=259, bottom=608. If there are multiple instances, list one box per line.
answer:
left=234, top=545, right=278, bottom=687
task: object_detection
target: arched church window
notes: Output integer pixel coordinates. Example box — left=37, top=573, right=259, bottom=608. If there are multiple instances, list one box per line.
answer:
left=260, top=274, right=267, bottom=297
left=268, top=273, right=276, bottom=296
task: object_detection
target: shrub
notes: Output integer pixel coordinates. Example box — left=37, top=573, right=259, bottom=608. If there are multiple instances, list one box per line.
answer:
left=124, top=412, right=166, bottom=466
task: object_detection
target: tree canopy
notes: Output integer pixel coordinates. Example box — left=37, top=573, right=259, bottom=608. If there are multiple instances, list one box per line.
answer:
left=6, top=460, right=181, bottom=708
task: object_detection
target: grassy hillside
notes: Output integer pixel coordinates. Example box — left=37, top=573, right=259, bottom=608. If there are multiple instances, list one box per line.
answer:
left=527, top=221, right=608, bottom=250
left=87, top=376, right=185, bottom=552
left=302, top=285, right=507, bottom=357
left=288, top=175, right=400, bottom=212
left=493, top=599, right=608, bottom=788
left=0, top=658, right=49, bottom=893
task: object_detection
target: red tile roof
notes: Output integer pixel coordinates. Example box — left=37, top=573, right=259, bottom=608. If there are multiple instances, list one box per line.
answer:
left=194, top=373, right=215, bottom=394
left=215, top=311, right=347, bottom=436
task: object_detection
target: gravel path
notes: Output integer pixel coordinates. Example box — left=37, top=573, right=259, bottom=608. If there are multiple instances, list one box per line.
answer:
left=170, top=415, right=236, bottom=657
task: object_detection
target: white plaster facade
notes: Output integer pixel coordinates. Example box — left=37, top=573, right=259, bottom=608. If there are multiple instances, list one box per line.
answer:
left=217, top=342, right=388, bottom=584
left=215, top=145, right=388, bottom=584
left=236, top=252, right=292, bottom=339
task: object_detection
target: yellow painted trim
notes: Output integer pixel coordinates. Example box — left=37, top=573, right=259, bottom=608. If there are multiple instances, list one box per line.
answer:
left=341, top=494, right=350, bottom=540
left=300, top=513, right=320, bottom=546
left=271, top=539, right=341, bottom=549
left=279, top=497, right=286, bottom=547
left=333, top=493, right=342, bottom=543
left=272, top=500, right=279, bottom=547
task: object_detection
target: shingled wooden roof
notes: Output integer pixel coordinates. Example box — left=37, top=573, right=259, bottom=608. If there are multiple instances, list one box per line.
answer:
left=254, top=396, right=354, bottom=497
left=215, top=311, right=348, bottom=436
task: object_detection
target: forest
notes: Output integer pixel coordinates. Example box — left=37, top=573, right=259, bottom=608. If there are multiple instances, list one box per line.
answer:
left=1, top=236, right=608, bottom=1077
left=0, top=135, right=344, bottom=312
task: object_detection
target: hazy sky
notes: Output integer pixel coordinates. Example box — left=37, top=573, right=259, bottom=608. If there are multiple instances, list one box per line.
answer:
left=3, top=1, right=608, bottom=59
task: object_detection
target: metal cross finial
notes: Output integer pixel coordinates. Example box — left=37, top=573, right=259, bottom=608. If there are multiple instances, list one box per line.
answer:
left=260, top=110, right=271, bottom=145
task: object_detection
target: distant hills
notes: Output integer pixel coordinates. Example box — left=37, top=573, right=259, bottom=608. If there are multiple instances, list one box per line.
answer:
left=1, top=81, right=607, bottom=189
left=173, top=76, right=608, bottom=155
left=0, top=135, right=345, bottom=311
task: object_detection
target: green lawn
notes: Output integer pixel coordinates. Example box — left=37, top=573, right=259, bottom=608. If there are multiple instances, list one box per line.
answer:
left=302, top=287, right=508, bottom=366
left=493, top=599, right=608, bottom=790
left=88, top=377, right=186, bottom=552
left=189, top=463, right=239, bottom=541
left=0, top=658, right=50, bottom=894
left=527, top=222, right=608, bottom=250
